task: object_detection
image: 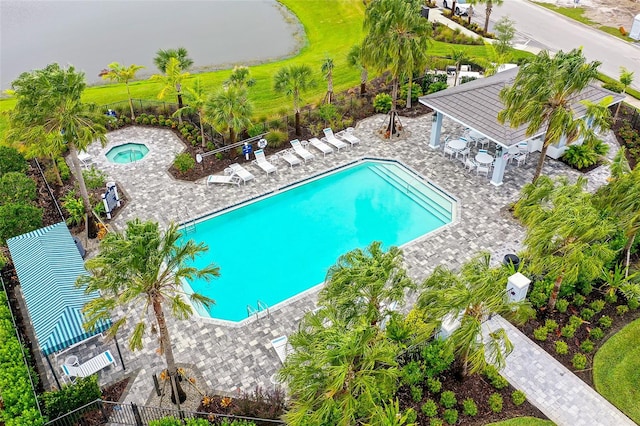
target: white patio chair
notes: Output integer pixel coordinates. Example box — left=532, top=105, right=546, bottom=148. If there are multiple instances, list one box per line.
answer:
left=476, top=163, right=491, bottom=177
left=322, top=128, right=348, bottom=151
left=77, top=151, right=94, bottom=168
left=464, top=158, right=477, bottom=172
left=61, top=350, right=116, bottom=383
left=279, top=149, right=302, bottom=168
left=443, top=142, right=455, bottom=159
left=270, top=336, right=290, bottom=364
left=252, top=149, right=277, bottom=175
left=207, top=174, right=241, bottom=187
left=290, top=139, right=316, bottom=162
left=229, top=163, right=256, bottom=184
left=309, top=138, right=334, bottom=157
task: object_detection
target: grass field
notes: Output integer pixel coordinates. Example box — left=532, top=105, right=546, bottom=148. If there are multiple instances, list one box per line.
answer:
left=593, top=318, right=640, bottom=423
left=487, top=417, right=555, bottom=426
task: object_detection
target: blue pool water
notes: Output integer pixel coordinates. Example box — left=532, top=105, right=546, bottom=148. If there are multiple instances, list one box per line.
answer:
left=106, top=143, right=149, bottom=164
left=179, top=160, right=455, bottom=322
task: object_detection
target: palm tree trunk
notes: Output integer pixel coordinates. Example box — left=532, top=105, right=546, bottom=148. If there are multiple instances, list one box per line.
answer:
left=126, top=82, right=135, bottom=120
left=69, top=144, right=97, bottom=238
left=152, top=297, right=186, bottom=408
left=295, top=111, right=301, bottom=136
left=230, top=128, right=236, bottom=144
left=624, top=233, right=636, bottom=278
left=484, top=4, right=492, bottom=34
left=360, top=69, right=368, bottom=95
left=198, top=113, right=206, bottom=148
left=451, top=1, right=457, bottom=15
left=614, top=92, right=625, bottom=121
left=454, top=67, right=460, bottom=87
left=327, top=75, right=333, bottom=104
left=387, top=77, right=399, bottom=136
left=50, top=154, right=63, bottom=186
left=532, top=142, right=550, bottom=183
left=294, top=91, right=301, bottom=136
left=548, top=275, right=563, bottom=311
left=406, top=81, right=412, bottom=109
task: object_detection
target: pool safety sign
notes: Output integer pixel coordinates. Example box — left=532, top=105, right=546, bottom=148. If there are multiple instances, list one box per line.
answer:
left=102, top=182, right=121, bottom=219
left=242, top=142, right=253, bottom=160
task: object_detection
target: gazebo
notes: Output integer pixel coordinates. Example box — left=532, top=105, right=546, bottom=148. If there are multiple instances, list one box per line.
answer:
left=7, top=222, right=115, bottom=387
left=419, top=67, right=624, bottom=186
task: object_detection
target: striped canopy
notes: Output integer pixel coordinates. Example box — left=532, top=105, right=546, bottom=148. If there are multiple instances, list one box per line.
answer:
left=7, top=222, right=111, bottom=355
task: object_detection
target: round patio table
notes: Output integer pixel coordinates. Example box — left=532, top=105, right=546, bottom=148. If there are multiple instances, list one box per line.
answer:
left=475, top=152, right=494, bottom=165
left=447, top=139, right=467, bottom=151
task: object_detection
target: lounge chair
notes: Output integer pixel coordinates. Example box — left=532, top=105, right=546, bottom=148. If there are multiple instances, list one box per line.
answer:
left=229, top=163, right=255, bottom=184
left=308, top=138, right=334, bottom=157
left=207, top=174, right=241, bottom=187
left=322, top=128, right=348, bottom=151
left=77, top=151, right=94, bottom=168
left=61, top=350, right=116, bottom=382
left=279, top=149, right=302, bottom=168
left=253, top=149, right=277, bottom=175
left=270, top=336, right=289, bottom=364
left=290, top=139, right=315, bottom=162
left=338, top=131, right=360, bottom=147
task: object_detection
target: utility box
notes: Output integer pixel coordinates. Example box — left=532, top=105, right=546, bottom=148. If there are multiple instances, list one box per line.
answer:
left=630, top=14, right=640, bottom=40
left=507, top=272, right=531, bottom=303
left=421, top=5, right=430, bottom=19
left=438, top=312, right=461, bottom=339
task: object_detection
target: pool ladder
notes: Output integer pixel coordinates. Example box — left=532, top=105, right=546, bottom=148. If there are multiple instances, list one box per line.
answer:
left=176, top=207, right=196, bottom=233
left=247, top=300, right=270, bottom=321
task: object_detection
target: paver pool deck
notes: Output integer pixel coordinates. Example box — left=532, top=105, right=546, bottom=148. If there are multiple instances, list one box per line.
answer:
left=45, top=113, right=633, bottom=424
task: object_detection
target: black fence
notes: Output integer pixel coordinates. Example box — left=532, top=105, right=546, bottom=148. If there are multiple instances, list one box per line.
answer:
left=44, top=399, right=286, bottom=426
left=624, top=104, right=640, bottom=132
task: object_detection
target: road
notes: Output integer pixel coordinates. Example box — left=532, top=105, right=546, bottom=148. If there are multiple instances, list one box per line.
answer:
left=457, top=0, right=640, bottom=91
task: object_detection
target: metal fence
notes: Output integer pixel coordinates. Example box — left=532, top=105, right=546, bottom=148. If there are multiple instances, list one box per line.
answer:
left=44, top=399, right=286, bottom=426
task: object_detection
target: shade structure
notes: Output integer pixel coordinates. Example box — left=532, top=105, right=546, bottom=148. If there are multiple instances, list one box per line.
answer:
left=7, top=222, right=111, bottom=355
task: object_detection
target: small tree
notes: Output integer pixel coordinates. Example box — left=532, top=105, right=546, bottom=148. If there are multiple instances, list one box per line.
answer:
left=273, top=65, right=316, bottom=136
left=493, top=16, right=516, bottom=54
left=224, top=65, right=255, bottom=89
left=347, top=44, right=369, bottom=96
left=153, top=47, right=193, bottom=73
left=449, top=47, right=469, bottom=87
left=150, top=57, right=190, bottom=109
left=468, top=0, right=504, bottom=33
left=204, top=85, right=253, bottom=144
left=321, top=57, right=335, bottom=104
left=614, top=67, right=634, bottom=120
left=173, top=78, right=209, bottom=147
left=101, top=62, right=145, bottom=119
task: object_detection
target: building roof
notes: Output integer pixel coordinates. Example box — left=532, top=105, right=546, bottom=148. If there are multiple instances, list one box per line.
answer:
left=419, top=67, right=625, bottom=147
left=7, top=222, right=111, bottom=355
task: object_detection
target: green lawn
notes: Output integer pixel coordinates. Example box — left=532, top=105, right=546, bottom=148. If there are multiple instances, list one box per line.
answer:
left=487, top=417, right=555, bottom=426
left=593, top=318, right=640, bottom=423
left=0, top=0, right=533, bottom=121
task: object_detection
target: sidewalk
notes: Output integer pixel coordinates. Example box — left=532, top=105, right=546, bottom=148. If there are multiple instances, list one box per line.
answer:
left=484, top=316, right=636, bottom=426
left=427, top=7, right=484, bottom=40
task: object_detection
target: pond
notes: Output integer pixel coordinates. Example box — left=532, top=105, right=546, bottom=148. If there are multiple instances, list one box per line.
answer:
left=0, top=0, right=302, bottom=90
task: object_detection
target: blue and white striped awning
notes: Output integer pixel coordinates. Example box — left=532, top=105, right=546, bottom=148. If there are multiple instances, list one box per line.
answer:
left=7, top=222, right=111, bottom=355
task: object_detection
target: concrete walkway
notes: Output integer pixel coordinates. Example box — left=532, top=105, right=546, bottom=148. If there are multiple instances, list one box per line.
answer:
left=484, top=316, right=636, bottom=426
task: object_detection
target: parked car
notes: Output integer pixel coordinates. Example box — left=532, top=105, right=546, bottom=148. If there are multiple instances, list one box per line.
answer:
left=443, top=0, right=470, bottom=16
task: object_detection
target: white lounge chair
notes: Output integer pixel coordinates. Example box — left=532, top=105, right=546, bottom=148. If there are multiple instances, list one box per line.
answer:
left=338, top=131, right=360, bottom=147
left=253, top=149, right=277, bottom=175
left=61, top=350, right=116, bottom=382
left=309, top=138, right=334, bottom=157
left=271, top=336, right=289, bottom=364
left=290, top=139, right=315, bottom=162
left=207, top=174, right=241, bottom=187
left=77, top=151, right=94, bottom=168
left=229, top=163, right=255, bottom=184
left=322, top=128, right=348, bottom=151
left=279, top=149, right=302, bottom=168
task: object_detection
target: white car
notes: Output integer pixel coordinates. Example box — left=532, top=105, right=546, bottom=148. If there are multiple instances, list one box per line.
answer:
left=443, top=0, right=471, bottom=16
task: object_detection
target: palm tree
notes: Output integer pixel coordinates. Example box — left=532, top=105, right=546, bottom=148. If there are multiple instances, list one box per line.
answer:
left=78, top=220, right=220, bottom=410
left=204, top=85, right=253, bottom=144
left=362, top=0, right=432, bottom=136
left=101, top=62, right=145, bottom=120
left=515, top=176, right=616, bottom=310
left=153, top=47, right=193, bottom=73
left=449, top=47, right=469, bottom=87
left=468, top=0, right=504, bottom=33
left=347, top=44, right=368, bottom=96
left=150, top=57, right=190, bottom=109
left=224, top=65, right=256, bottom=89
left=7, top=64, right=107, bottom=237
left=498, top=48, right=602, bottom=182
left=173, top=78, right=209, bottom=147
left=321, top=57, right=334, bottom=104
left=614, top=67, right=634, bottom=120
left=273, top=65, right=316, bottom=136
left=418, top=252, right=534, bottom=376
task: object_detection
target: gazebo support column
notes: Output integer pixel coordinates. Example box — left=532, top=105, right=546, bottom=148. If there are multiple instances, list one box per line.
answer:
left=490, top=146, right=508, bottom=186
left=429, top=111, right=443, bottom=149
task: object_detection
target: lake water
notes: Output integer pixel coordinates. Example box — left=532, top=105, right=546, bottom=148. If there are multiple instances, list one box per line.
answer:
left=0, top=0, right=301, bottom=90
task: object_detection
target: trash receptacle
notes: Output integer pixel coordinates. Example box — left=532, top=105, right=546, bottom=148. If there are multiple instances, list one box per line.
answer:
left=503, top=254, right=520, bottom=270
left=421, top=5, right=430, bottom=19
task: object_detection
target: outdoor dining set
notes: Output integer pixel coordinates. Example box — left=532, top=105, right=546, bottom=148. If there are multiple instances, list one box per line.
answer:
left=442, top=129, right=529, bottom=177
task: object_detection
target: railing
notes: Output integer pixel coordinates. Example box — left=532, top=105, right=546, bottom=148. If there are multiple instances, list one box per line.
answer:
left=44, top=399, right=286, bottom=426
left=201, top=133, right=268, bottom=158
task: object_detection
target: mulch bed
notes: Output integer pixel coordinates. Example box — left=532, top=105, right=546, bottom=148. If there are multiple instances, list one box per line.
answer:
left=612, top=102, right=640, bottom=169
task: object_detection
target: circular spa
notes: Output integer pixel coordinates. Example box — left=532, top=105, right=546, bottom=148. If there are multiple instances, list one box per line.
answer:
left=106, top=143, right=149, bottom=164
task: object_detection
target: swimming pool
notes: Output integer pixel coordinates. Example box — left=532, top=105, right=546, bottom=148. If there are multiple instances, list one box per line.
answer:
left=179, top=160, right=456, bottom=322
left=106, top=143, right=149, bottom=164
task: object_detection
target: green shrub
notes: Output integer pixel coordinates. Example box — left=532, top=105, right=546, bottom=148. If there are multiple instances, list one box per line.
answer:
left=556, top=298, right=569, bottom=313
left=318, top=103, right=340, bottom=123
left=533, top=326, right=548, bottom=341
left=572, top=353, right=588, bottom=370
left=462, top=398, right=478, bottom=416
left=602, top=81, right=623, bottom=93
left=0, top=203, right=43, bottom=244
left=56, top=157, right=71, bottom=181
left=173, top=153, right=195, bottom=173
left=421, top=399, right=438, bottom=417
left=563, top=144, right=599, bottom=169
left=0, top=172, right=37, bottom=205
left=590, top=299, right=606, bottom=313
left=82, top=167, right=107, bottom=190
left=0, top=146, right=28, bottom=177
left=405, top=408, right=418, bottom=424
left=41, top=375, right=101, bottom=419
left=580, top=339, right=595, bottom=353
left=555, top=340, right=569, bottom=355
left=488, top=393, right=503, bottom=413
left=402, top=361, right=423, bottom=386
left=581, top=308, right=595, bottom=321
left=483, top=365, right=508, bottom=390
left=561, top=324, right=577, bottom=338
left=598, top=315, right=613, bottom=329
left=617, top=305, right=630, bottom=315
left=528, top=280, right=550, bottom=308
left=590, top=327, right=604, bottom=340
left=422, top=339, right=454, bottom=377
left=265, top=130, right=287, bottom=148
left=511, top=390, right=527, bottom=406
left=61, top=191, right=85, bottom=226
left=427, top=377, right=442, bottom=393
left=149, top=418, right=181, bottom=426
left=410, top=385, right=423, bottom=402
left=544, top=319, right=559, bottom=331
left=628, top=298, right=639, bottom=310
left=579, top=281, right=594, bottom=296
left=569, top=315, right=583, bottom=328
left=373, top=93, right=392, bottom=113
left=459, top=76, right=478, bottom=85
left=440, top=390, right=457, bottom=409
left=430, top=418, right=444, bottom=426
left=573, top=294, right=586, bottom=306
left=399, top=82, right=423, bottom=103
left=248, top=124, right=266, bottom=138
left=604, top=292, right=618, bottom=304
left=443, top=408, right=458, bottom=425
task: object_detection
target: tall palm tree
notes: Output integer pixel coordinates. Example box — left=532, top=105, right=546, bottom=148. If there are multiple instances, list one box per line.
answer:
left=273, top=65, right=316, bottom=136
left=321, top=57, right=334, bottom=104
left=78, top=220, right=219, bottom=410
left=150, top=57, right=190, bottom=109
left=347, top=44, right=369, bottom=96
left=362, top=0, right=432, bottom=136
left=515, top=176, right=616, bottom=310
left=173, top=78, right=209, bottom=147
left=101, top=62, right=145, bottom=120
left=418, top=253, right=534, bottom=376
left=224, top=65, right=256, bottom=89
left=468, top=0, right=504, bottom=33
left=153, top=47, right=193, bottom=73
left=498, top=48, right=602, bottom=182
left=614, top=67, right=634, bottom=120
left=449, top=47, right=469, bottom=87
left=204, top=85, right=253, bottom=144
left=7, top=64, right=107, bottom=237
